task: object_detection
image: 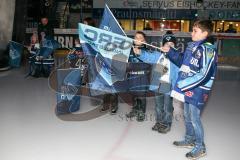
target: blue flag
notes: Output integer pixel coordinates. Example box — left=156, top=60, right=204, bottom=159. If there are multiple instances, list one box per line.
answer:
left=9, top=41, right=23, bottom=68
left=100, top=4, right=125, bottom=36
left=79, top=24, right=132, bottom=85
left=79, top=4, right=132, bottom=95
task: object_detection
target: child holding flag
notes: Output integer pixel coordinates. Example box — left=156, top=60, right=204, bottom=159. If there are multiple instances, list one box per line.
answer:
left=160, top=20, right=217, bottom=159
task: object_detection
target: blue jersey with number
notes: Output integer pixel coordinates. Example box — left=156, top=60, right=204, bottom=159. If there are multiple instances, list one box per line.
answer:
left=167, top=40, right=218, bottom=110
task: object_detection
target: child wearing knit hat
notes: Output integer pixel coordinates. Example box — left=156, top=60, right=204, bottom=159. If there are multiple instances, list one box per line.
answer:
left=132, top=31, right=179, bottom=133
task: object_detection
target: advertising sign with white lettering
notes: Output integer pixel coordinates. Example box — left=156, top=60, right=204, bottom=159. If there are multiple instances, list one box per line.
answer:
left=93, top=0, right=240, bottom=10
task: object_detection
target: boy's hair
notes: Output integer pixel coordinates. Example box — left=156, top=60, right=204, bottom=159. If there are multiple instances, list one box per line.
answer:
left=193, top=20, right=213, bottom=35
left=135, top=31, right=146, bottom=39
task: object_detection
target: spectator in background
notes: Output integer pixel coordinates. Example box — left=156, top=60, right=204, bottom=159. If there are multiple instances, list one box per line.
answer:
left=38, top=16, right=54, bottom=42
left=27, top=33, right=40, bottom=55
left=225, top=24, right=237, bottom=33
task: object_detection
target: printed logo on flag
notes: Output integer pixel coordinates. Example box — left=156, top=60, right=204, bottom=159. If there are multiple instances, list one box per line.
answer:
left=95, top=53, right=116, bottom=76
left=79, top=23, right=132, bottom=85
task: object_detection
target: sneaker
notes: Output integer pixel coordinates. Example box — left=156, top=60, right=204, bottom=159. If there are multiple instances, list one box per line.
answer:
left=158, top=124, right=171, bottom=134
left=173, top=140, right=195, bottom=149
left=110, top=105, right=118, bottom=115
left=100, top=104, right=110, bottom=112
left=126, top=109, right=137, bottom=118
left=186, top=146, right=206, bottom=159
left=136, top=112, right=145, bottom=122
left=152, top=122, right=161, bottom=131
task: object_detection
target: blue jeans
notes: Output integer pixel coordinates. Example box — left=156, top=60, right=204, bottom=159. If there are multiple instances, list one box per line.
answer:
left=184, top=103, right=204, bottom=148
left=56, top=69, right=81, bottom=112
left=155, top=93, right=173, bottom=126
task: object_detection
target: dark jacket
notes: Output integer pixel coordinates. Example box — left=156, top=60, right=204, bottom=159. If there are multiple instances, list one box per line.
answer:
left=38, top=23, right=54, bottom=41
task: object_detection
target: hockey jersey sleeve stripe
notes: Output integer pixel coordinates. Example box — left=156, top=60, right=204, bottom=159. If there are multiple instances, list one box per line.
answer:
left=202, top=46, right=207, bottom=66
left=178, top=51, right=216, bottom=91
left=199, top=86, right=211, bottom=90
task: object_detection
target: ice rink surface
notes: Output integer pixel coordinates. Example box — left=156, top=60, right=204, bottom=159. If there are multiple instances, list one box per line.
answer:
left=0, top=65, right=240, bottom=160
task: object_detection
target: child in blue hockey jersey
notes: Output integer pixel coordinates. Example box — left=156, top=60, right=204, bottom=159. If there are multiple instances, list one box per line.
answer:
left=161, top=20, right=218, bottom=159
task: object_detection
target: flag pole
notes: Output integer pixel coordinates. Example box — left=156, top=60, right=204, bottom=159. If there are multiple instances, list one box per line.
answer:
left=129, top=36, right=177, bottom=51
left=133, top=40, right=162, bottom=50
